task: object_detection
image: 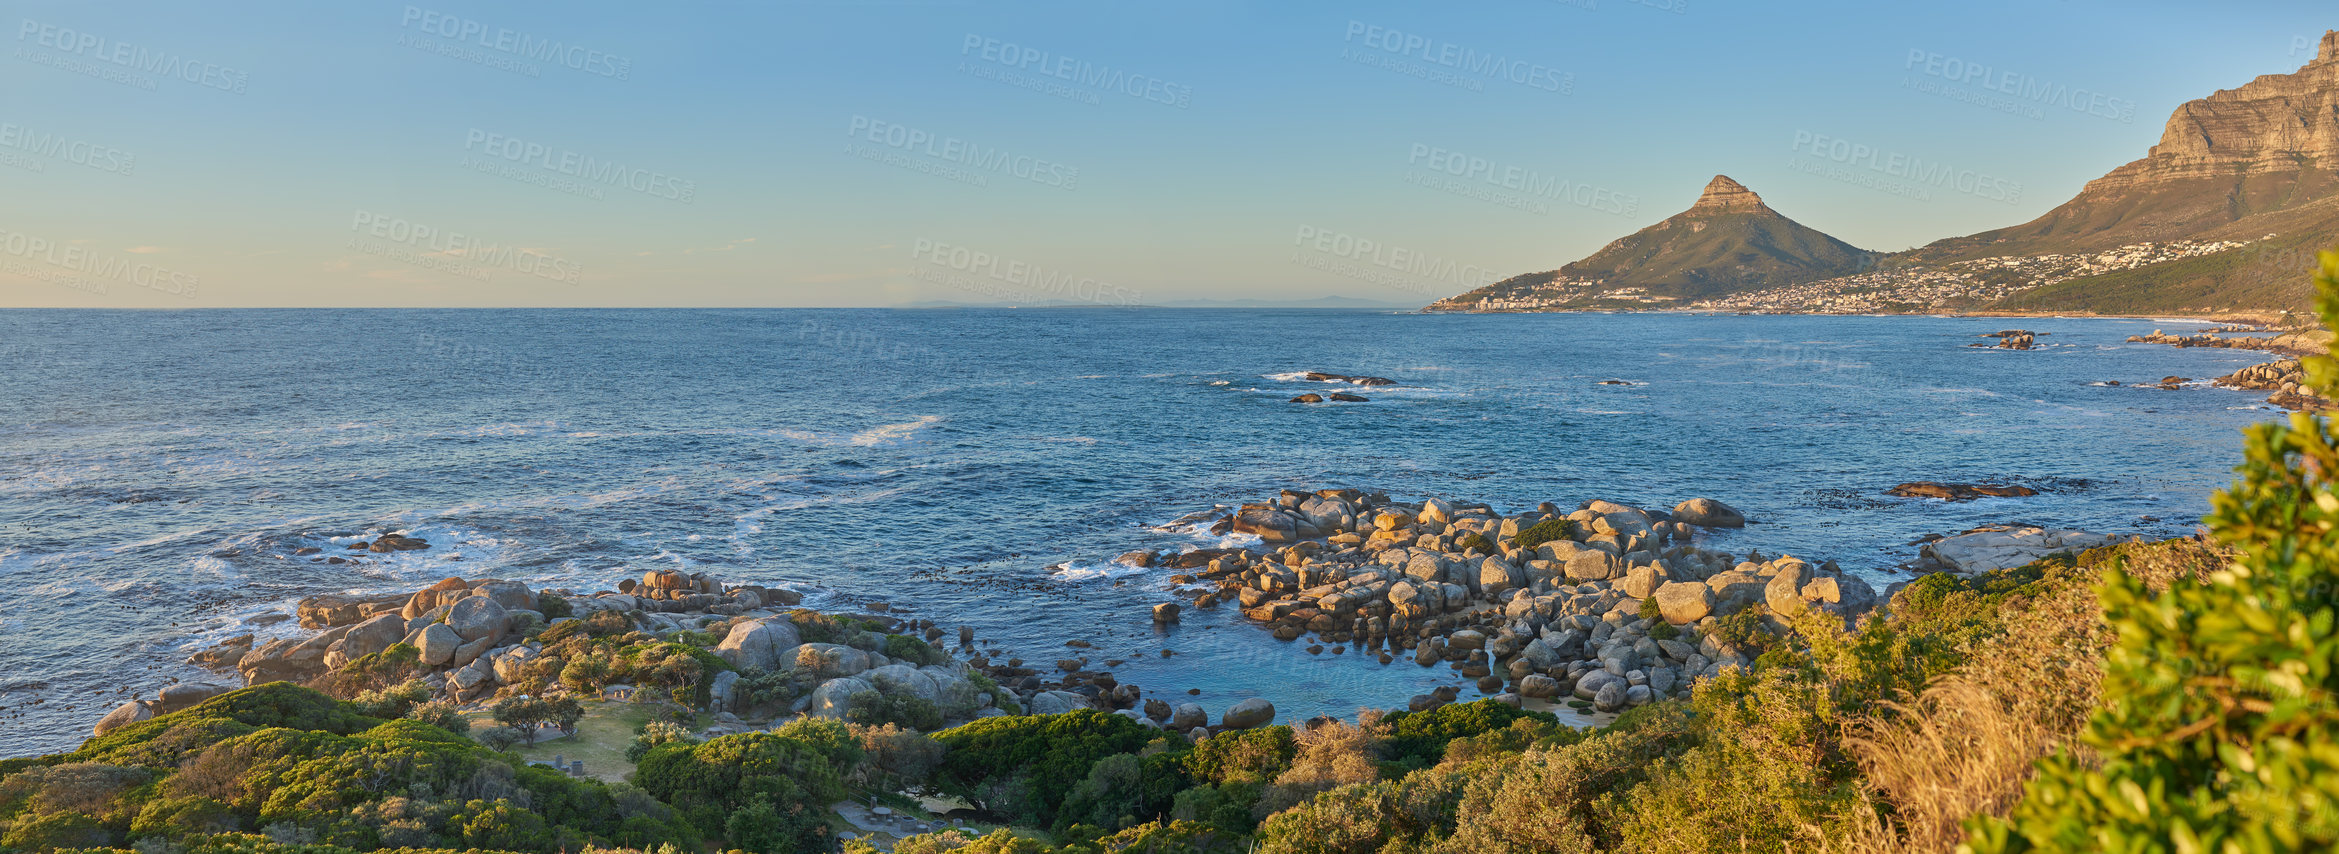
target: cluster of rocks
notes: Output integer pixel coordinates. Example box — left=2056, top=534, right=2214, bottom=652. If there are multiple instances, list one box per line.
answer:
left=2216, top=358, right=2333, bottom=410
left=1886, top=482, right=2038, bottom=501
left=2127, top=328, right=2326, bottom=357
left=164, top=566, right=1273, bottom=742
left=1303, top=372, right=1394, bottom=386
left=1291, top=392, right=1368, bottom=403
left=1975, top=330, right=2038, bottom=350
left=1132, top=490, right=1882, bottom=713
left=1917, top=526, right=2131, bottom=575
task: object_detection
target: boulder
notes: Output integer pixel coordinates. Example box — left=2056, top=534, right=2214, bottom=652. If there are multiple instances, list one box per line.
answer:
left=329, top=613, right=409, bottom=668
left=1173, top=703, right=1208, bottom=730
left=1888, top=482, right=2038, bottom=501
left=93, top=700, right=153, bottom=735
left=1519, top=674, right=1561, bottom=699
left=449, top=633, right=497, bottom=668
left=1232, top=505, right=1303, bottom=542
left=1153, top=603, right=1182, bottom=623
left=492, top=646, right=542, bottom=683
left=1145, top=698, right=1173, bottom=722
left=471, top=579, right=535, bottom=611
left=154, top=681, right=233, bottom=714
left=1564, top=550, right=1617, bottom=582
left=1030, top=690, right=1090, bottom=716
left=795, top=643, right=875, bottom=679
left=417, top=623, right=462, bottom=667
left=444, top=596, right=509, bottom=643
left=1671, top=498, right=1745, bottom=528
left=810, top=677, right=876, bottom=719
left=1618, top=564, right=1663, bottom=599
left=1478, top=558, right=1525, bottom=596
left=1764, top=563, right=1813, bottom=616
left=1704, top=571, right=1768, bottom=616
left=297, top=591, right=406, bottom=629
left=1652, top=582, right=1715, bottom=625
left=716, top=618, right=802, bottom=672
left=1594, top=680, right=1626, bottom=712
left=1919, top=527, right=2126, bottom=575
left=1573, top=668, right=1622, bottom=701
left=1221, top=698, right=1275, bottom=730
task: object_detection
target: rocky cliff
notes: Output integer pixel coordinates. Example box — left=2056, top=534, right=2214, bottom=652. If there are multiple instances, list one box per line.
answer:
left=1918, top=30, right=2339, bottom=269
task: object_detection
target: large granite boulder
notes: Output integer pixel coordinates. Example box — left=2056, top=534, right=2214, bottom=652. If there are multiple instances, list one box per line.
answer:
left=444, top=596, right=509, bottom=643
left=716, top=617, right=802, bottom=672
left=795, top=643, right=876, bottom=679
left=471, top=580, right=536, bottom=611
left=809, top=677, right=876, bottom=719
left=416, top=623, right=462, bottom=666
left=1221, top=698, right=1275, bottom=730
left=324, top=613, right=408, bottom=669
left=297, top=591, right=407, bottom=629
left=93, top=700, right=153, bottom=735
left=1029, top=690, right=1090, bottom=716
left=1919, top=527, right=2126, bottom=575
left=1652, top=581, right=1714, bottom=625
left=1671, top=498, right=1745, bottom=528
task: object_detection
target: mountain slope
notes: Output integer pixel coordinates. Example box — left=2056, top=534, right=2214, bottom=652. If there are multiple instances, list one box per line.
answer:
left=1429, top=176, right=1876, bottom=310
left=1904, top=31, right=2339, bottom=313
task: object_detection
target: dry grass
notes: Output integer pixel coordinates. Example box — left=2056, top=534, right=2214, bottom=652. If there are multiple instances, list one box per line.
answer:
left=1815, top=540, right=2234, bottom=853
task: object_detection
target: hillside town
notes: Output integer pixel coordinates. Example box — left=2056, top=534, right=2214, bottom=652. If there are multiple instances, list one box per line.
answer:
left=1688, top=239, right=2257, bottom=313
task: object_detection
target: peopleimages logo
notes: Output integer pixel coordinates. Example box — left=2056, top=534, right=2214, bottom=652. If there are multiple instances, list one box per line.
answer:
left=0, top=228, right=199, bottom=298
left=1341, top=21, right=1572, bottom=93
left=397, top=7, right=630, bottom=80
left=1904, top=49, right=2134, bottom=123
left=462, top=129, right=695, bottom=202
left=846, top=116, right=1080, bottom=190
left=349, top=210, right=583, bottom=284
left=15, top=19, right=249, bottom=93
left=0, top=123, right=134, bottom=175
left=1790, top=131, right=2023, bottom=204
left=1405, top=144, right=1637, bottom=217
left=960, top=34, right=1192, bottom=108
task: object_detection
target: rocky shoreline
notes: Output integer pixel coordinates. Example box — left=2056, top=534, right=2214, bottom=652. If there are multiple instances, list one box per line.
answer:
left=2127, top=326, right=2336, bottom=410
left=92, top=483, right=2143, bottom=747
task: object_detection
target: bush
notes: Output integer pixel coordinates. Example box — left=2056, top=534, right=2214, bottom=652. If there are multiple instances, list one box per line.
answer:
left=1511, top=518, right=1575, bottom=551
left=476, top=727, right=524, bottom=752
left=1379, top=700, right=1559, bottom=770
left=634, top=732, right=847, bottom=849
left=1454, top=532, right=1496, bottom=555
left=931, top=709, right=1155, bottom=825
left=845, top=689, right=944, bottom=731
left=535, top=592, right=573, bottom=619
left=1969, top=253, right=2339, bottom=850
left=1182, top=726, right=1295, bottom=785
left=883, top=634, right=949, bottom=666
left=627, top=720, right=699, bottom=763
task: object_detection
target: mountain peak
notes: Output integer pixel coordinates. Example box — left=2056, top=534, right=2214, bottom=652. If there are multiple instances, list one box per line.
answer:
left=1690, top=174, right=1766, bottom=214
left=2322, top=30, right=2338, bottom=64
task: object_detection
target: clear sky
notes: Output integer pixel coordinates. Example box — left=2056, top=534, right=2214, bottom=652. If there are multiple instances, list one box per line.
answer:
left=0, top=0, right=2331, bottom=307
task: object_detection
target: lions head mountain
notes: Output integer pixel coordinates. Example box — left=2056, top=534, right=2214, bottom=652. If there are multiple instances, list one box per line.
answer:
left=1436, top=31, right=2339, bottom=316
left=1428, top=175, right=1877, bottom=311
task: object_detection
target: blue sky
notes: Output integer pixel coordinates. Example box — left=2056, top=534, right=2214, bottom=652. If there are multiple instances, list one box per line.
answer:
left=0, top=0, right=2330, bottom=307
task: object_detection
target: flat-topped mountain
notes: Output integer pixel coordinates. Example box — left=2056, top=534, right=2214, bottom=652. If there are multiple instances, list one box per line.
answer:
left=1429, top=176, right=1876, bottom=310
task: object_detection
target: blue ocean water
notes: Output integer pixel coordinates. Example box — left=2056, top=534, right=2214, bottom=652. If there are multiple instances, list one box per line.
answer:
left=0, top=308, right=2287, bottom=756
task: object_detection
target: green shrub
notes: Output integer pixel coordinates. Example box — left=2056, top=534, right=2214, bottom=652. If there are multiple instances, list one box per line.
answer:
left=1380, top=700, right=1560, bottom=770
left=844, top=689, right=944, bottom=732
left=535, top=592, right=573, bottom=619
left=931, top=709, right=1154, bottom=825
left=1454, top=532, right=1496, bottom=554
left=1969, top=252, right=2339, bottom=851
left=634, top=731, right=848, bottom=848
left=1511, top=518, right=1576, bottom=551
left=1182, top=726, right=1295, bottom=785
left=882, top=634, right=948, bottom=666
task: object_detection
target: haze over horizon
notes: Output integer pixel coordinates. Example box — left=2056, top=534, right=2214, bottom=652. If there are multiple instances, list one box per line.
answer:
left=2, top=0, right=2331, bottom=308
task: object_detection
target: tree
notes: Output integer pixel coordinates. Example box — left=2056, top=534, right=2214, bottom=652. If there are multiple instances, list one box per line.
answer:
left=1971, top=251, right=2339, bottom=851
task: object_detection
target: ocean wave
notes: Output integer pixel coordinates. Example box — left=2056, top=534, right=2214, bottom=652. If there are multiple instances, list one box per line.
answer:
left=777, top=415, right=943, bottom=447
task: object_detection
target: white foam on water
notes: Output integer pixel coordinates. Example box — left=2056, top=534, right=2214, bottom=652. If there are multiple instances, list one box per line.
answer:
left=1050, top=560, right=1148, bottom=582
left=777, top=415, right=943, bottom=447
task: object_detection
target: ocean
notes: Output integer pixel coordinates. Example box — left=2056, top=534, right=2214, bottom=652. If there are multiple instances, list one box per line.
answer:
left=0, top=308, right=2288, bottom=756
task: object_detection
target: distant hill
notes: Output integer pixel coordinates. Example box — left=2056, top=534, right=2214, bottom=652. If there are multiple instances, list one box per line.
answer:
left=1428, top=175, right=1877, bottom=310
